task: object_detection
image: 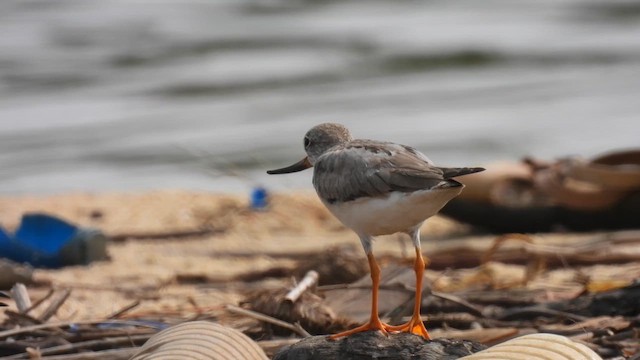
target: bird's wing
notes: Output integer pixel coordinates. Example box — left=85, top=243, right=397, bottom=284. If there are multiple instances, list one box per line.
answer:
left=313, top=140, right=450, bottom=203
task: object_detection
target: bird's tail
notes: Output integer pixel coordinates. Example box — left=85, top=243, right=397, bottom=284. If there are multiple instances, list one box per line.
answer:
left=439, top=167, right=485, bottom=179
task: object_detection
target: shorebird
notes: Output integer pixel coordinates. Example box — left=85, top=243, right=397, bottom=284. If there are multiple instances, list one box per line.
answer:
left=267, top=123, right=484, bottom=340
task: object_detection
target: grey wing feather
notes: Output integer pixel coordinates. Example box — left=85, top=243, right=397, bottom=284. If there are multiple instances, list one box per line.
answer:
left=313, top=141, right=450, bottom=202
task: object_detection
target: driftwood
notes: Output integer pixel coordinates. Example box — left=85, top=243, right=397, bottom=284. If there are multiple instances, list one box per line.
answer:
left=426, top=231, right=640, bottom=270
left=558, top=281, right=640, bottom=317
left=240, top=286, right=355, bottom=335
left=109, top=227, right=222, bottom=242
left=273, top=331, right=486, bottom=360
left=492, top=281, right=640, bottom=320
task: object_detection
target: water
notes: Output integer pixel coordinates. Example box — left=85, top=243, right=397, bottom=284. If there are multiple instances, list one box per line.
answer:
left=0, top=0, right=639, bottom=195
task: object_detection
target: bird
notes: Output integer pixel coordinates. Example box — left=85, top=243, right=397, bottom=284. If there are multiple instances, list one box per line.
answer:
left=267, top=123, right=484, bottom=340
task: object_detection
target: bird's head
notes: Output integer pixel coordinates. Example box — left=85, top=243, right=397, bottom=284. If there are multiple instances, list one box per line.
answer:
left=267, top=123, right=352, bottom=174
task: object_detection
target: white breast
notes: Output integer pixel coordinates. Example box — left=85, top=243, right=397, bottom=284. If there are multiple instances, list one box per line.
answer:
left=321, top=187, right=462, bottom=236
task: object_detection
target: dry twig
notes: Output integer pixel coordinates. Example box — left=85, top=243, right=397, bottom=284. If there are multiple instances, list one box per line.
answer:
left=225, top=304, right=311, bottom=337
left=39, top=289, right=72, bottom=322
left=106, top=300, right=141, bottom=319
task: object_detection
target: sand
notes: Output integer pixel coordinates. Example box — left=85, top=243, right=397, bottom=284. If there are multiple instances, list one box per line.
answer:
left=1, top=190, right=638, bottom=332
left=0, top=190, right=464, bottom=323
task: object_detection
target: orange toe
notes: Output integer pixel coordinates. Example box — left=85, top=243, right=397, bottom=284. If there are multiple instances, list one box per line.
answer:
left=386, top=316, right=430, bottom=340
left=329, top=319, right=392, bottom=340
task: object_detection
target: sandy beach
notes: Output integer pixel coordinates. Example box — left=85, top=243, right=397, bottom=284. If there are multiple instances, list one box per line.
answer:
left=1, top=189, right=638, bottom=325
left=0, top=189, right=639, bottom=359
left=0, top=190, right=462, bottom=322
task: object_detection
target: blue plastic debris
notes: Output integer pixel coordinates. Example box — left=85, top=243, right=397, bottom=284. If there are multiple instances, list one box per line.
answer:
left=0, top=213, right=108, bottom=268
left=96, top=320, right=170, bottom=331
left=250, top=186, right=269, bottom=210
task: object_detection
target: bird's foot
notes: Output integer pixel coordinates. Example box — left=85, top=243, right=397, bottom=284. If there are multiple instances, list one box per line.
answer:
left=386, top=315, right=430, bottom=340
left=328, top=318, right=395, bottom=340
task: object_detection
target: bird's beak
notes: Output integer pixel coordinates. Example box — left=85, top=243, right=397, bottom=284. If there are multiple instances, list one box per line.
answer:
left=267, top=157, right=312, bottom=174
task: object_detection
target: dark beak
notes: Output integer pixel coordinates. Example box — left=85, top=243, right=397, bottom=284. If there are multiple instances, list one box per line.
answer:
left=267, top=157, right=312, bottom=174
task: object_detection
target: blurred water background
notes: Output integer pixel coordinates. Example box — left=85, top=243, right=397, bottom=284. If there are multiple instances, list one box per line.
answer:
left=0, top=0, right=639, bottom=195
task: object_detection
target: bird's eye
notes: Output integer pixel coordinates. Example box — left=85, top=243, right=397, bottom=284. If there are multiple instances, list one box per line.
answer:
left=304, top=137, right=310, bottom=147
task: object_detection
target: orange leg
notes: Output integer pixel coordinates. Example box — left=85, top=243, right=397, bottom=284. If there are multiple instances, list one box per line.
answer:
left=329, top=252, right=392, bottom=339
left=386, top=247, right=430, bottom=339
